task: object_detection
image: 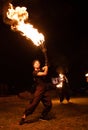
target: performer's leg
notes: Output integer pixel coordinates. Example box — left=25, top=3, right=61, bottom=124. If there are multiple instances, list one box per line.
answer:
left=64, top=84, right=71, bottom=102
left=40, top=90, right=52, bottom=118
left=19, top=85, right=45, bottom=125
left=65, top=89, right=71, bottom=102
left=59, top=89, right=64, bottom=103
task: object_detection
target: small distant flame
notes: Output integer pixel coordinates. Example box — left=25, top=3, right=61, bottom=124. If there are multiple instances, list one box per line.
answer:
left=6, top=3, right=45, bottom=46
left=85, top=73, right=88, bottom=82
left=85, top=73, right=88, bottom=77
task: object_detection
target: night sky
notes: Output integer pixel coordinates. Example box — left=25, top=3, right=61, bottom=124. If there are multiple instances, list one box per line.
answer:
left=0, top=0, right=88, bottom=92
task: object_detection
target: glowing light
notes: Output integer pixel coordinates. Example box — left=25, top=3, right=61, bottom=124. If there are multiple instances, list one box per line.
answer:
left=56, top=82, right=63, bottom=88
left=56, top=73, right=64, bottom=88
left=85, top=73, right=88, bottom=82
left=85, top=73, right=88, bottom=77
left=6, top=3, right=45, bottom=46
left=59, top=73, right=64, bottom=81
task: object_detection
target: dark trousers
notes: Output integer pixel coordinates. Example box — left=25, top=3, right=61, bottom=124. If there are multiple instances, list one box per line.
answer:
left=24, top=83, right=52, bottom=117
left=59, top=84, right=71, bottom=102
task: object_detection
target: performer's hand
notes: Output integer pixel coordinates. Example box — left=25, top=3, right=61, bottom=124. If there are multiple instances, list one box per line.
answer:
left=42, top=66, right=48, bottom=71
left=37, top=66, right=48, bottom=76
left=42, top=47, right=47, bottom=53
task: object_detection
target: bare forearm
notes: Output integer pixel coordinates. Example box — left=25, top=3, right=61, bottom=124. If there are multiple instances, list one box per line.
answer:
left=43, top=66, right=48, bottom=75
left=37, top=66, right=48, bottom=76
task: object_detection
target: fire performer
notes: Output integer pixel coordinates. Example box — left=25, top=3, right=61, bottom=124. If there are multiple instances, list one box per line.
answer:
left=19, top=49, right=52, bottom=125
left=5, top=3, right=52, bottom=125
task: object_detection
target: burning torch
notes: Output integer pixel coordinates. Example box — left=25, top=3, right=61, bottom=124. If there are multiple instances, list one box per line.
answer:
left=6, top=3, right=48, bottom=65
left=40, top=42, right=48, bottom=66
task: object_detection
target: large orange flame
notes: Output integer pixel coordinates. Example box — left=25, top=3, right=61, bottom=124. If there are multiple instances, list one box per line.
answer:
left=6, top=3, right=45, bottom=46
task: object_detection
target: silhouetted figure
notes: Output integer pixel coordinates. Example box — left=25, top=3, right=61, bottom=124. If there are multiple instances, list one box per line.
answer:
left=52, top=73, right=71, bottom=103
left=57, top=73, right=71, bottom=103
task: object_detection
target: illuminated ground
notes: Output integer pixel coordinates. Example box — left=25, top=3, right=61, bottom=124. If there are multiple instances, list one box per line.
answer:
left=0, top=92, right=88, bottom=130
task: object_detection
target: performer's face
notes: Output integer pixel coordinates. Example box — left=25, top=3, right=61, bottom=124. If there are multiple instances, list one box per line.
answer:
left=33, top=60, right=40, bottom=71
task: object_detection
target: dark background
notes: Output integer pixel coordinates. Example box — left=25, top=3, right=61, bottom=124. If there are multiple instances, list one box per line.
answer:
left=0, top=0, right=88, bottom=94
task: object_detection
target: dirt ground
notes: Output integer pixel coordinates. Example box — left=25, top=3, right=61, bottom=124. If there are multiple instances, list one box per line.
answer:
left=0, top=91, right=88, bottom=130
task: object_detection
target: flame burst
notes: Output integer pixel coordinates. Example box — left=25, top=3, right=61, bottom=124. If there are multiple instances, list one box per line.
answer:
left=6, top=3, right=45, bottom=46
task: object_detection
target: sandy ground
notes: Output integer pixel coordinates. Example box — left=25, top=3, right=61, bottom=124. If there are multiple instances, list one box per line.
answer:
left=0, top=92, right=88, bottom=130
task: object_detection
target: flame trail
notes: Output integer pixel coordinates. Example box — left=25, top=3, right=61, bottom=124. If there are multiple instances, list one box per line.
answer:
left=6, top=3, right=45, bottom=46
